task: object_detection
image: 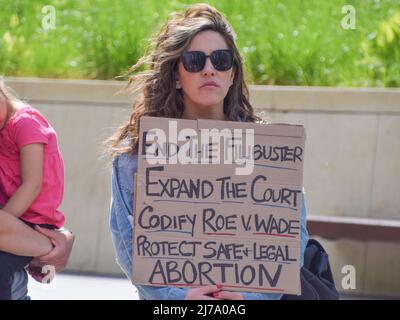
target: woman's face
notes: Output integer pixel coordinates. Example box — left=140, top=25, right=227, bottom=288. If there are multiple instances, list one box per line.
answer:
left=177, top=30, right=234, bottom=118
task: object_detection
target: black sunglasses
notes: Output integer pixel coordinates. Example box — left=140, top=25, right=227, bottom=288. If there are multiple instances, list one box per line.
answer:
left=181, top=49, right=234, bottom=72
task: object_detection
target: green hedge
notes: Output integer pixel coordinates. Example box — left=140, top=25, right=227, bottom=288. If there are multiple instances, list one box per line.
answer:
left=1, top=0, right=399, bottom=86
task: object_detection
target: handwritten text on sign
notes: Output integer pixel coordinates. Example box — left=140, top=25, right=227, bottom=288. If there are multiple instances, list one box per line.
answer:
left=132, top=117, right=305, bottom=294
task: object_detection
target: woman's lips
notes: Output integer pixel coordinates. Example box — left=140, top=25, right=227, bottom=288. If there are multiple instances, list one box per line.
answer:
left=200, top=81, right=219, bottom=88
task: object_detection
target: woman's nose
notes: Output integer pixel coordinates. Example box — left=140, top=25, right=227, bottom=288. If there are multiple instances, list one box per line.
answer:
left=201, top=57, right=215, bottom=76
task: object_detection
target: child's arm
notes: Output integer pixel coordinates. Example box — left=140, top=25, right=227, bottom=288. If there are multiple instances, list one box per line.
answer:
left=0, top=209, right=53, bottom=256
left=3, top=143, right=44, bottom=217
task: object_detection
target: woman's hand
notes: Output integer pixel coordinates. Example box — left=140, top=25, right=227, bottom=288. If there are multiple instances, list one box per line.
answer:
left=185, top=284, right=223, bottom=300
left=35, top=226, right=74, bottom=271
left=27, top=226, right=74, bottom=282
left=213, top=290, right=245, bottom=300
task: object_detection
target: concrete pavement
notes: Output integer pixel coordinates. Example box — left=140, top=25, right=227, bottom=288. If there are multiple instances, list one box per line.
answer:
left=27, top=273, right=139, bottom=300
left=27, top=273, right=395, bottom=300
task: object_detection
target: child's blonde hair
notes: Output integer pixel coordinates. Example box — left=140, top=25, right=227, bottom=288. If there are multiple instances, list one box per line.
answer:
left=0, top=76, right=20, bottom=104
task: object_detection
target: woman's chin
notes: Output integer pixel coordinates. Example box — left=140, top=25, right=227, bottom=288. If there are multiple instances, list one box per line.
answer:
left=195, top=96, right=224, bottom=108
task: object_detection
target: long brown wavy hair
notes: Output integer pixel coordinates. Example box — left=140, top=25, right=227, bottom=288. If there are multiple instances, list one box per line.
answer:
left=105, top=3, right=260, bottom=157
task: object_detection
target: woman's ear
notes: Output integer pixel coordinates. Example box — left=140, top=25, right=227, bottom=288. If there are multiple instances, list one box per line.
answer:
left=175, top=73, right=182, bottom=89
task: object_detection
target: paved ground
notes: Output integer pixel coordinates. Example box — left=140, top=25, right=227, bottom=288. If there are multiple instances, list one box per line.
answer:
left=28, top=273, right=139, bottom=300
left=28, top=273, right=396, bottom=300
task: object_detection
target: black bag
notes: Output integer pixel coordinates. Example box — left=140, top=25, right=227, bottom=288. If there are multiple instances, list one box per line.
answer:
left=282, top=239, right=340, bottom=300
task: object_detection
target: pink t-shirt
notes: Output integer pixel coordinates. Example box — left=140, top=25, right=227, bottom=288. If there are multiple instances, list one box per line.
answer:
left=0, top=106, right=65, bottom=228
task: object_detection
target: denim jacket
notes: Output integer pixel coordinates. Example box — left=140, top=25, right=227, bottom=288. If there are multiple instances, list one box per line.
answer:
left=109, top=153, right=309, bottom=300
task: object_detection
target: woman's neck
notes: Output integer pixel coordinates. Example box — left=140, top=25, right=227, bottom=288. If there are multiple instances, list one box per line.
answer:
left=182, top=102, right=226, bottom=121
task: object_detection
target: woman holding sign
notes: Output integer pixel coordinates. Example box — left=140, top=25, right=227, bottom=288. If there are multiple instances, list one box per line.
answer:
left=106, top=3, right=308, bottom=300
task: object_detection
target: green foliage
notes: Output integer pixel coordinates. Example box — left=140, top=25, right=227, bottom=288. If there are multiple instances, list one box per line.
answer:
left=362, top=10, right=400, bottom=86
left=0, top=0, right=399, bottom=86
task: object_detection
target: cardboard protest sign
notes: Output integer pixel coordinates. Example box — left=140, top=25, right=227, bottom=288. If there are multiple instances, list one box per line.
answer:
left=132, top=116, right=305, bottom=294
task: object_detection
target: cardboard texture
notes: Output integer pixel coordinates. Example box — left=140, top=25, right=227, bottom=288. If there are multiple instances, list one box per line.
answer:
left=132, top=116, right=305, bottom=294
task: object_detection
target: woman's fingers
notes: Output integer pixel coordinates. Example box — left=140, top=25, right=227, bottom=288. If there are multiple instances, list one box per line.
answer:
left=185, top=285, right=223, bottom=300
left=34, top=225, right=56, bottom=239
left=186, top=286, right=245, bottom=300
left=198, top=284, right=222, bottom=294
left=213, top=290, right=245, bottom=300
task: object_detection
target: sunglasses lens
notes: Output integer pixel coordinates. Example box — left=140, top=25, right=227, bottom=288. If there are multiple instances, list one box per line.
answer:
left=211, top=50, right=233, bottom=71
left=182, top=51, right=205, bottom=72
left=181, top=50, right=233, bottom=72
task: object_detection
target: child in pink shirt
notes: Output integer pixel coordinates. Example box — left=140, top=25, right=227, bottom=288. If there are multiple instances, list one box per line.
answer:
left=0, top=79, right=65, bottom=300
